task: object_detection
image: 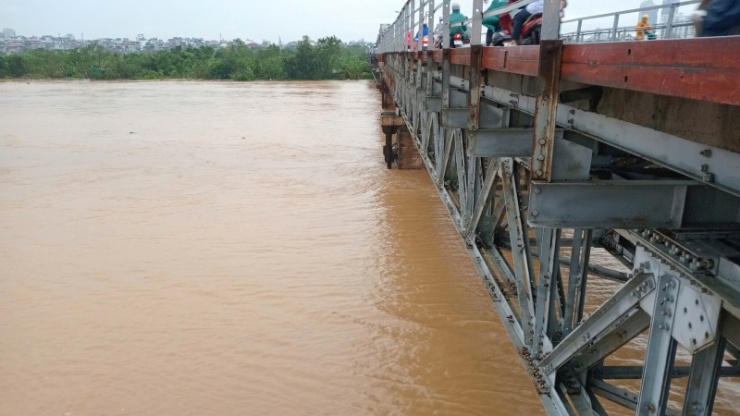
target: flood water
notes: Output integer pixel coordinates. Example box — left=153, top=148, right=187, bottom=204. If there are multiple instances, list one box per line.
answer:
left=0, top=80, right=737, bottom=415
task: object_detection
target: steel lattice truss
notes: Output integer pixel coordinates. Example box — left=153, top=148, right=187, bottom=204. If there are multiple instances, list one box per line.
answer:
left=376, top=44, right=740, bottom=415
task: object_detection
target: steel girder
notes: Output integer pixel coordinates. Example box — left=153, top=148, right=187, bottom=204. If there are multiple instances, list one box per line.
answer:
left=379, top=52, right=740, bottom=415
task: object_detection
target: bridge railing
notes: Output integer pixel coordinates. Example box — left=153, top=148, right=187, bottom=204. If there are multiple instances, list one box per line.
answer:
left=560, top=0, right=701, bottom=42
left=376, top=0, right=704, bottom=51
left=377, top=0, right=544, bottom=53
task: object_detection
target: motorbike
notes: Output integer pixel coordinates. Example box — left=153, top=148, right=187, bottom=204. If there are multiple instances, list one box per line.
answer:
left=452, top=31, right=471, bottom=48
left=490, top=0, right=544, bottom=46
left=417, top=35, right=430, bottom=50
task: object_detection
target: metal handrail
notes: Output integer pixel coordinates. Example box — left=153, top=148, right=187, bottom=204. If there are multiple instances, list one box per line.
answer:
left=377, top=0, right=549, bottom=53
left=561, top=0, right=700, bottom=42
left=561, top=0, right=699, bottom=24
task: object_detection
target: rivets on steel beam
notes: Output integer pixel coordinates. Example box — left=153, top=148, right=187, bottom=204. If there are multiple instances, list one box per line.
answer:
left=537, top=155, right=545, bottom=161
left=533, top=188, right=541, bottom=194
left=700, top=149, right=712, bottom=158
left=531, top=211, right=539, bottom=217
left=535, top=170, right=543, bottom=177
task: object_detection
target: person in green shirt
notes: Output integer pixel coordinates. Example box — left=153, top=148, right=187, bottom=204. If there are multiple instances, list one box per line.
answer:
left=449, top=3, right=468, bottom=36
left=483, top=0, right=508, bottom=46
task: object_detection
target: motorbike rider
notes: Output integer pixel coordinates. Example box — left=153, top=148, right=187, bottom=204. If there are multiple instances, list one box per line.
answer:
left=413, top=23, right=430, bottom=50
left=449, top=2, right=469, bottom=45
left=694, top=0, right=740, bottom=37
left=508, top=0, right=544, bottom=45
left=483, top=0, right=508, bottom=46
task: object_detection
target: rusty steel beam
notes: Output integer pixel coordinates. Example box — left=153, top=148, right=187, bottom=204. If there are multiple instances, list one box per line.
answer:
left=560, top=37, right=740, bottom=106
left=481, top=46, right=539, bottom=77
left=384, top=36, right=740, bottom=107
left=531, top=40, right=563, bottom=182
left=450, top=48, right=472, bottom=66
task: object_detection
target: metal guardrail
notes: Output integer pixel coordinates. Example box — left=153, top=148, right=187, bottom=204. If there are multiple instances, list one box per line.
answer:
left=560, top=0, right=701, bottom=42
left=376, top=0, right=704, bottom=52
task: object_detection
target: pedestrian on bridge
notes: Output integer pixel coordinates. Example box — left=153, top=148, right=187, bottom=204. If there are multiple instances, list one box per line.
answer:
left=636, top=13, right=654, bottom=40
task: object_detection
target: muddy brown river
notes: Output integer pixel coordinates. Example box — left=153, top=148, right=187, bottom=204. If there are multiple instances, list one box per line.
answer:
left=0, top=80, right=737, bottom=415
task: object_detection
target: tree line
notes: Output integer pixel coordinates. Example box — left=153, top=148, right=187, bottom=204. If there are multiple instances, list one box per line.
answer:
left=0, top=36, right=371, bottom=81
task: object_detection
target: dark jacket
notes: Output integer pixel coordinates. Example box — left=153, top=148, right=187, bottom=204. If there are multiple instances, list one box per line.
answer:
left=702, top=0, right=740, bottom=36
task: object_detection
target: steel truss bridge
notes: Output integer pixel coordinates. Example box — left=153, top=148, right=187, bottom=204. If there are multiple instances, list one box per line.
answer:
left=373, top=0, right=740, bottom=414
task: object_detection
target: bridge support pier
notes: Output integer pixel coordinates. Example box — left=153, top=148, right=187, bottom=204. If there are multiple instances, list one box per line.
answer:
left=381, top=111, right=422, bottom=170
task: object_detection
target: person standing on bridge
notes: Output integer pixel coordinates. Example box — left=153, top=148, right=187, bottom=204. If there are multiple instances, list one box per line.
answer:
left=636, top=14, right=654, bottom=40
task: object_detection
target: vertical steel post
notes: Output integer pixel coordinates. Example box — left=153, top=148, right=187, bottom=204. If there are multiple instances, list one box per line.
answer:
left=442, top=0, right=450, bottom=49
left=436, top=0, right=452, bottom=184
left=683, top=336, right=726, bottom=415
left=638, top=274, right=680, bottom=415
left=576, top=20, right=582, bottom=42
left=468, top=0, right=484, bottom=132
left=533, top=228, right=560, bottom=359
left=531, top=42, right=562, bottom=181
left=417, top=0, right=424, bottom=52
left=542, top=0, right=562, bottom=40
left=666, top=4, right=676, bottom=39
left=531, top=0, right=564, bottom=182
left=611, top=14, right=620, bottom=41
left=502, top=158, right=535, bottom=344
left=426, top=0, right=435, bottom=96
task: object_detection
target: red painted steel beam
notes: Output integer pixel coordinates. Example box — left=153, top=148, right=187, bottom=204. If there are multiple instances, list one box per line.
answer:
left=384, top=36, right=740, bottom=106
left=482, top=45, right=540, bottom=77
left=433, top=49, right=443, bottom=63
left=450, top=48, right=471, bottom=66
left=561, top=37, right=740, bottom=106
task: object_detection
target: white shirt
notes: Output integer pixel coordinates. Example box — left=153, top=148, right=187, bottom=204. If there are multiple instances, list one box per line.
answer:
left=526, top=0, right=544, bottom=14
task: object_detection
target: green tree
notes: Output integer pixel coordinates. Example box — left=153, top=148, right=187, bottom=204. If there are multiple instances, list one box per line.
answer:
left=7, top=55, right=27, bottom=77
left=285, top=36, right=319, bottom=79
left=315, top=36, right=342, bottom=78
left=255, top=45, right=286, bottom=80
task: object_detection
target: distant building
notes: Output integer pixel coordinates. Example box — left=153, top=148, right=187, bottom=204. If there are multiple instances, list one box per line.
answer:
left=639, top=1, right=658, bottom=26
left=3, top=28, right=16, bottom=39
left=660, top=0, right=680, bottom=24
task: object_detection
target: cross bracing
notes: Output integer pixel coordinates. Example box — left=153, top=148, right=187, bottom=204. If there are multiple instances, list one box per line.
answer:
left=373, top=2, right=740, bottom=412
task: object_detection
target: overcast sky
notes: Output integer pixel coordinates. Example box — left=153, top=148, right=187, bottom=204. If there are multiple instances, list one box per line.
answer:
left=1, top=0, right=678, bottom=42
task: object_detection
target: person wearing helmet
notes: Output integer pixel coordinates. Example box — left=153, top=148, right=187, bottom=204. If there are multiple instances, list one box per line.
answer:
left=636, top=13, right=653, bottom=40
left=449, top=3, right=468, bottom=36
